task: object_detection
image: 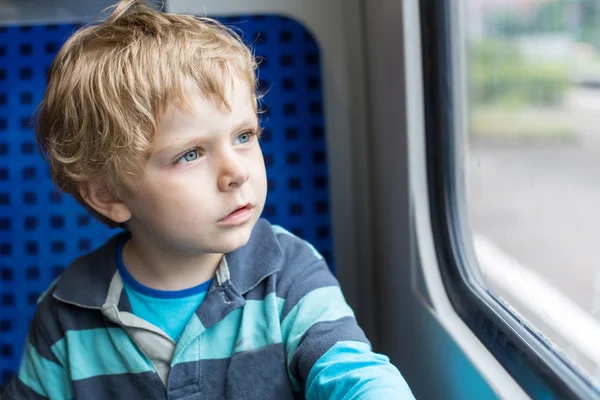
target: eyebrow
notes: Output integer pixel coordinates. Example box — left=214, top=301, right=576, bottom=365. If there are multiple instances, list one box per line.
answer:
left=154, top=117, right=259, bottom=158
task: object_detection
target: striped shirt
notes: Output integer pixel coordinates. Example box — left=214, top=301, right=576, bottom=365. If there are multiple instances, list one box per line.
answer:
left=3, top=219, right=415, bottom=399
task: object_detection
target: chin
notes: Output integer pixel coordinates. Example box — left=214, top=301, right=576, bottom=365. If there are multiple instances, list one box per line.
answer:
left=210, top=225, right=254, bottom=253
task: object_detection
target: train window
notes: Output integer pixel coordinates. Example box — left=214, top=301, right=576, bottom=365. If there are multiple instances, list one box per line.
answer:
left=421, top=0, right=600, bottom=398
left=466, top=0, right=600, bottom=391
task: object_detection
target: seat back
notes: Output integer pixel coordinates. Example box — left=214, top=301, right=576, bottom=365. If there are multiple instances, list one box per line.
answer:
left=0, top=15, right=333, bottom=385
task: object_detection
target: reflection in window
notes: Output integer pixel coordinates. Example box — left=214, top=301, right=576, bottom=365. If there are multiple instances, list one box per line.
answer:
left=464, top=0, right=600, bottom=387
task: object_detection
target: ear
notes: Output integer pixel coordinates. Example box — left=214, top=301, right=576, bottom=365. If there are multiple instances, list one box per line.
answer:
left=79, top=182, right=132, bottom=224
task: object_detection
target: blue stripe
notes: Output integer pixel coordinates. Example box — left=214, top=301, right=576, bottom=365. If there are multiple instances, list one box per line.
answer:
left=280, top=286, right=354, bottom=390
left=236, top=294, right=285, bottom=353
left=51, top=328, right=155, bottom=380
left=281, top=286, right=354, bottom=363
left=18, top=340, right=73, bottom=399
left=271, top=225, right=323, bottom=260
left=306, top=341, right=415, bottom=400
left=172, top=314, right=206, bottom=365
left=174, top=294, right=285, bottom=364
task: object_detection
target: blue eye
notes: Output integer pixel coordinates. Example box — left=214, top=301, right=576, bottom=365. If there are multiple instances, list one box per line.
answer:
left=234, top=131, right=254, bottom=145
left=178, top=149, right=200, bottom=163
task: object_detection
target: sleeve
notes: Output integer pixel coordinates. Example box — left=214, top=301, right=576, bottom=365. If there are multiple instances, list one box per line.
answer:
left=279, top=257, right=415, bottom=400
left=2, top=316, right=72, bottom=400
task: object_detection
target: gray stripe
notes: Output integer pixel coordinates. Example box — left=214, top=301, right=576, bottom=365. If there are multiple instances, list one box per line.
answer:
left=244, top=272, right=277, bottom=301
left=196, top=281, right=245, bottom=330
left=224, top=343, right=296, bottom=399
left=289, top=316, right=371, bottom=383
left=245, top=261, right=337, bottom=308
left=171, top=343, right=295, bottom=400
left=244, top=240, right=336, bottom=304
left=2, top=377, right=49, bottom=400
left=225, top=219, right=283, bottom=294
left=26, top=320, right=61, bottom=366
left=167, top=361, right=202, bottom=398
left=27, top=290, right=62, bottom=365
left=71, top=371, right=165, bottom=399
left=33, top=288, right=119, bottom=352
left=274, top=228, right=323, bottom=266
left=279, top=259, right=339, bottom=320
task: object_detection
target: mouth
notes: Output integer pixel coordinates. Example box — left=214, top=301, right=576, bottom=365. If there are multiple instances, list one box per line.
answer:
left=219, top=203, right=254, bottom=225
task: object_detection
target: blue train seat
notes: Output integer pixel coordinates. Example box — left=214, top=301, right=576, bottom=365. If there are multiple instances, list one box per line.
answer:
left=0, top=15, right=333, bottom=385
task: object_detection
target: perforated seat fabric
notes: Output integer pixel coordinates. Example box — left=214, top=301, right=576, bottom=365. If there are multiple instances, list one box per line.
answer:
left=0, top=15, right=333, bottom=385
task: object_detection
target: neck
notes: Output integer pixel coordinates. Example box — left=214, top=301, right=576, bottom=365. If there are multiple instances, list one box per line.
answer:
left=122, top=233, right=222, bottom=292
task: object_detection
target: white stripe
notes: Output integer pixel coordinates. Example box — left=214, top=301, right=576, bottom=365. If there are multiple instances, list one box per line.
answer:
left=216, top=256, right=230, bottom=285
left=473, top=233, right=600, bottom=365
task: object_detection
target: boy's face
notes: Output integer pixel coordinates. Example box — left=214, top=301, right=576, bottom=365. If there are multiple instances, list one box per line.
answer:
left=122, top=76, right=267, bottom=255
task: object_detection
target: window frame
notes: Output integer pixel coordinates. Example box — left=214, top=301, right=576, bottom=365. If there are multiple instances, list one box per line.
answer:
left=419, top=1, right=600, bottom=399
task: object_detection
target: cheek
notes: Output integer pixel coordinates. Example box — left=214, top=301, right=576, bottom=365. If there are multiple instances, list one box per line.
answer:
left=250, top=154, right=267, bottom=188
left=130, top=174, right=212, bottom=219
left=251, top=148, right=267, bottom=176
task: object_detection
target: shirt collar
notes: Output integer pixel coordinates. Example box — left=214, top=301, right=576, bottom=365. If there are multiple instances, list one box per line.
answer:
left=53, top=219, right=283, bottom=309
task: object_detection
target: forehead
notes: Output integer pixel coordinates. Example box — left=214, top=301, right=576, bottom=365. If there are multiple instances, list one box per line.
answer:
left=157, top=77, right=257, bottom=137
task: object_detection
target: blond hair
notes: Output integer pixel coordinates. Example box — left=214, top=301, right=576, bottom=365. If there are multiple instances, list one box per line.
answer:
left=35, top=0, right=259, bottom=227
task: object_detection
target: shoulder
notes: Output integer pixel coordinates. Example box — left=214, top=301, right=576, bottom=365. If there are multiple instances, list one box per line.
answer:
left=29, top=232, right=124, bottom=347
left=249, top=218, right=326, bottom=274
left=230, top=219, right=336, bottom=297
left=26, top=282, right=70, bottom=353
left=28, top=277, right=119, bottom=374
left=255, top=219, right=338, bottom=297
left=226, top=219, right=337, bottom=299
left=268, top=221, right=325, bottom=267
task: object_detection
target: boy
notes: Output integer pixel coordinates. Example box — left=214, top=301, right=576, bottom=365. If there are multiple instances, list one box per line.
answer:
left=3, top=1, right=415, bottom=399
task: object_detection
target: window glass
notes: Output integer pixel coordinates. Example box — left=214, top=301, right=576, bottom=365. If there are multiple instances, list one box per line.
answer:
left=464, top=0, right=600, bottom=386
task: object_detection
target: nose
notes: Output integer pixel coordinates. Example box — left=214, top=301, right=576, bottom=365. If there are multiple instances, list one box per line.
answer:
left=217, top=148, right=249, bottom=191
